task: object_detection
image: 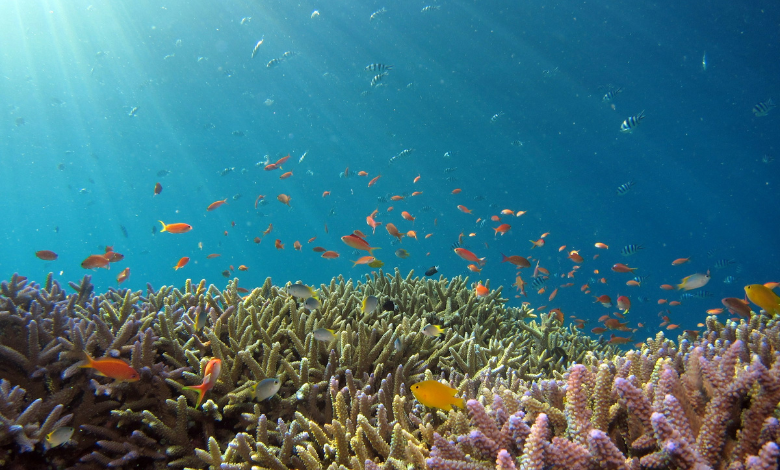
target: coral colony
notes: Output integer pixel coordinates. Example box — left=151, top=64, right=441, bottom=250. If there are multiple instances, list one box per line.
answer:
left=0, top=270, right=778, bottom=469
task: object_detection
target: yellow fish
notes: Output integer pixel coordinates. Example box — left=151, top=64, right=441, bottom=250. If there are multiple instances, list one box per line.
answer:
left=411, top=380, right=465, bottom=410
left=745, top=284, right=780, bottom=316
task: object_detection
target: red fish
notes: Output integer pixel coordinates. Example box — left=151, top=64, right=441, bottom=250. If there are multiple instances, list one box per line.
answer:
left=116, top=267, right=130, bottom=285
left=159, top=221, right=192, bottom=234
left=501, top=253, right=531, bottom=268
left=568, top=250, right=584, bottom=263
left=81, top=254, right=111, bottom=270
left=454, top=248, right=485, bottom=266
left=35, top=250, right=58, bottom=261
left=475, top=282, right=489, bottom=298
left=342, top=234, right=380, bottom=254
left=611, top=263, right=637, bottom=273
left=275, top=154, right=291, bottom=166
left=457, top=204, right=471, bottom=214
left=173, top=257, right=190, bottom=270
left=594, top=295, right=613, bottom=307
left=182, top=358, right=221, bottom=406
left=279, top=171, right=293, bottom=179
left=207, top=199, right=228, bottom=211
left=493, top=224, right=511, bottom=237
left=321, top=251, right=340, bottom=259
left=368, top=175, right=381, bottom=187
left=80, top=352, right=139, bottom=382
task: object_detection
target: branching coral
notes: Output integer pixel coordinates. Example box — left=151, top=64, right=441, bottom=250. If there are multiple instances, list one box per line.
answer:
left=0, top=271, right=778, bottom=469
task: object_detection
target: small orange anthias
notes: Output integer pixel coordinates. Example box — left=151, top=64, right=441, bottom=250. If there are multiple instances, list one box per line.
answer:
left=79, top=352, right=140, bottom=382
left=182, top=358, right=222, bottom=407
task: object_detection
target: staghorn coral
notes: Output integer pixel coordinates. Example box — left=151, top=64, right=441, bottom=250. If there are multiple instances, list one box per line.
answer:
left=0, top=270, right=777, bottom=469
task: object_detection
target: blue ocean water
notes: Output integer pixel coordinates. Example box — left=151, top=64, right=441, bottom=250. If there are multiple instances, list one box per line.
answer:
left=0, top=0, right=777, bottom=338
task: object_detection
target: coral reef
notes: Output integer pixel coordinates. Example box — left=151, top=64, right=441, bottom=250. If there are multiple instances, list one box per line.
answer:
left=0, top=270, right=778, bottom=470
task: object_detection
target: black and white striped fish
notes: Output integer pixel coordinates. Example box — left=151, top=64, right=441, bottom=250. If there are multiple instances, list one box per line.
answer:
left=602, top=87, right=622, bottom=102
left=620, top=110, right=645, bottom=133
left=753, top=99, right=775, bottom=117
left=365, top=63, right=392, bottom=72
left=723, top=276, right=737, bottom=284
left=680, top=290, right=713, bottom=300
left=621, top=244, right=643, bottom=256
left=369, top=7, right=387, bottom=21
left=531, top=276, right=547, bottom=290
left=251, top=38, right=264, bottom=59
left=421, top=5, right=441, bottom=12
left=713, top=259, right=735, bottom=269
left=633, top=275, right=649, bottom=284
left=370, top=72, right=388, bottom=87
left=616, top=181, right=635, bottom=195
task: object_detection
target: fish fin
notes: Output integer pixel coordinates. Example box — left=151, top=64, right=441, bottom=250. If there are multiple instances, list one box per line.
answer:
left=182, top=384, right=207, bottom=406
left=158, top=220, right=167, bottom=232
left=453, top=397, right=466, bottom=409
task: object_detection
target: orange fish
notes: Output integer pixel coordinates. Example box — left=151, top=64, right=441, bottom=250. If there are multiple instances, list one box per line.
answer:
left=352, top=256, right=375, bottom=266
left=275, top=154, right=291, bottom=166
left=467, top=264, right=481, bottom=272
left=660, top=284, right=675, bottom=290
left=493, top=224, right=511, bottom=237
left=456, top=204, right=471, bottom=213
left=238, top=265, right=248, bottom=271
left=609, top=334, right=633, bottom=344
left=568, top=250, right=584, bottom=263
left=529, top=238, right=545, bottom=248
left=548, top=287, right=559, bottom=301
left=308, top=237, right=317, bottom=243
left=666, top=324, right=680, bottom=330
left=559, top=245, right=567, bottom=252
left=407, top=230, right=418, bottom=240
left=669, top=301, right=681, bottom=306
left=368, top=175, right=381, bottom=187
left=425, top=233, right=433, bottom=239
left=80, top=352, right=140, bottom=382
left=154, top=182, right=162, bottom=196
left=206, top=254, right=221, bottom=259
left=159, top=221, right=192, bottom=234
left=401, top=211, right=415, bottom=223
left=500, top=209, right=514, bottom=215
left=263, top=224, right=273, bottom=236
left=254, top=195, right=265, bottom=208
left=207, top=199, right=228, bottom=211
left=254, top=237, right=261, bottom=243
left=275, top=239, right=284, bottom=250
left=35, top=250, right=58, bottom=261
left=658, top=299, right=668, bottom=304
left=81, top=254, right=111, bottom=270
left=413, top=174, right=421, bottom=183
left=452, top=188, right=462, bottom=194
left=454, top=248, right=485, bottom=266
left=293, top=241, right=302, bottom=250
left=706, top=308, right=724, bottom=314
left=277, top=194, right=291, bottom=206
left=279, top=171, right=293, bottom=179
left=501, top=254, right=531, bottom=268
left=490, top=215, right=501, bottom=222
left=367, top=211, right=382, bottom=233
left=475, top=282, right=489, bottom=297
left=591, top=327, right=607, bottom=334
left=342, top=233, right=381, bottom=254
left=116, top=267, right=130, bottom=285
left=321, top=251, right=340, bottom=259
left=611, top=263, right=637, bottom=273
left=313, top=246, right=328, bottom=253
left=411, top=191, right=423, bottom=196
left=264, top=163, right=278, bottom=171
left=174, top=257, right=190, bottom=270
left=626, top=280, right=641, bottom=286
left=385, top=223, right=404, bottom=243
left=322, top=191, right=331, bottom=197
left=357, top=170, right=369, bottom=176
left=672, top=257, right=691, bottom=265
left=594, top=242, right=608, bottom=249
left=182, top=358, right=221, bottom=406
left=515, top=211, right=527, bottom=217
left=389, top=195, right=404, bottom=201
left=594, top=295, right=612, bottom=307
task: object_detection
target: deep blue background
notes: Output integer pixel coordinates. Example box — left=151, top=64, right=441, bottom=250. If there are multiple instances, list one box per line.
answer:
left=1, top=0, right=777, bottom=337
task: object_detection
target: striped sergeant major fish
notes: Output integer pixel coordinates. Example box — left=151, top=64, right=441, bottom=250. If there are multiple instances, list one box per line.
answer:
left=366, top=63, right=392, bottom=72
left=620, top=244, right=643, bottom=256
left=680, top=290, right=714, bottom=300
left=370, top=72, right=388, bottom=87
left=616, top=181, right=635, bottom=195
left=602, top=87, right=622, bottom=102
left=713, top=258, right=735, bottom=269
left=369, top=7, right=387, bottom=21
left=753, top=99, right=775, bottom=117
left=620, top=110, right=645, bottom=133
left=251, top=38, right=264, bottom=58
left=421, top=5, right=441, bottom=12
left=531, top=276, right=547, bottom=291
left=723, top=276, right=737, bottom=284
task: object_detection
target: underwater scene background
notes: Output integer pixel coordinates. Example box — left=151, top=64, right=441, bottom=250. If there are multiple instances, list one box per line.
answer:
left=1, top=0, right=779, bottom=469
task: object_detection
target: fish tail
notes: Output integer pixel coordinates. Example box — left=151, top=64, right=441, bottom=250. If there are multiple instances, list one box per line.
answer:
left=158, top=220, right=167, bottom=232
left=78, top=351, right=95, bottom=369
left=453, top=397, right=466, bottom=409
left=182, top=383, right=207, bottom=406
left=368, top=246, right=382, bottom=256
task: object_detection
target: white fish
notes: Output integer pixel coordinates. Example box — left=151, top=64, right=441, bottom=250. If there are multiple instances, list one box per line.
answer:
left=240, top=17, right=252, bottom=25
left=701, top=52, right=707, bottom=71
left=677, top=271, right=711, bottom=291
left=251, top=38, right=264, bottom=59
left=304, top=297, right=321, bottom=311
left=313, top=328, right=336, bottom=342
left=287, top=283, right=317, bottom=299
left=254, top=378, right=281, bottom=401
left=45, top=426, right=75, bottom=449
left=299, top=151, right=308, bottom=163
left=311, top=10, right=320, bottom=19
left=362, top=295, right=378, bottom=314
